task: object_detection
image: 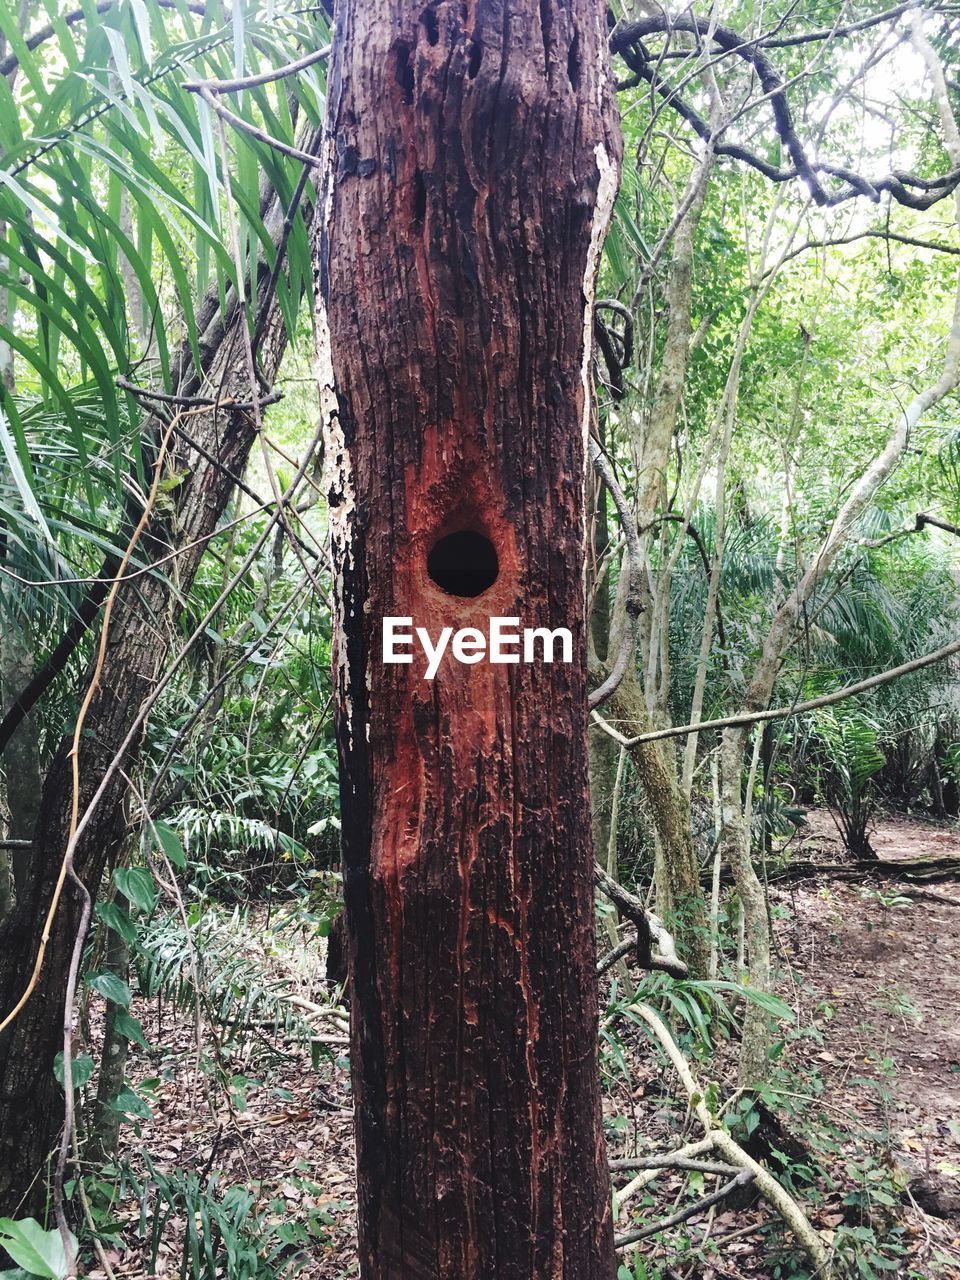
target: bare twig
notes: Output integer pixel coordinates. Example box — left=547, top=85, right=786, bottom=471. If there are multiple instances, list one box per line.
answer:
left=182, top=45, right=331, bottom=95
left=611, top=13, right=960, bottom=210
left=614, top=1168, right=754, bottom=1248
left=630, top=1002, right=832, bottom=1276
left=117, top=375, right=283, bottom=412
left=190, top=86, right=323, bottom=167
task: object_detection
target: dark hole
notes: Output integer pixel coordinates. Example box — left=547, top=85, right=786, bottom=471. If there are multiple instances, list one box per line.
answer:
left=427, top=530, right=499, bottom=598
left=395, top=44, right=415, bottom=105
left=467, top=40, right=482, bottom=79
left=539, top=0, right=551, bottom=48
left=567, top=32, right=581, bottom=89
left=421, top=7, right=440, bottom=45
left=412, top=168, right=427, bottom=223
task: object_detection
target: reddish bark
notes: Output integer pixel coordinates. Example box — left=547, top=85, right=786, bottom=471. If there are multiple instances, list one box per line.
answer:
left=319, top=2, right=621, bottom=1275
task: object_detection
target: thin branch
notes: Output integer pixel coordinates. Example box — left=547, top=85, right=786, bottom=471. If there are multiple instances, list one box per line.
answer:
left=762, top=0, right=926, bottom=47
left=189, top=86, right=323, bottom=166
left=594, top=864, right=688, bottom=978
left=0, top=0, right=207, bottom=78
left=0, top=416, right=328, bottom=1039
left=630, top=1002, right=832, bottom=1276
left=181, top=44, right=331, bottom=94
left=593, top=632, right=960, bottom=746
left=917, top=511, right=960, bottom=538
left=117, top=375, right=283, bottom=412
left=764, top=228, right=960, bottom=275
left=614, top=1168, right=754, bottom=1248
left=611, top=1155, right=741, bottom=1175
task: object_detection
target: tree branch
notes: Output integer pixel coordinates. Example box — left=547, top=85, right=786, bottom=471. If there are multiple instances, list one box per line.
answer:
left=611, top=13, right=960, bottom=210
left=614, top=1168, right=754, bottom=1248
left=0, top=0, right=207, bottom=79
left=591, top=630, right=960, bottom=746
left=594, top=863, right=688, bottom=977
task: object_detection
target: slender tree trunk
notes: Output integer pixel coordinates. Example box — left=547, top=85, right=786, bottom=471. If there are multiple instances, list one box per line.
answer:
left=604, top=670, right=709, bottom=979
left=722, top=258, right=960, bottom=1089
left=719, top=726, right=771, bottom=1088
left=588, top=424, right=620, bottom=867
left=319, top=3, right=620, bottom=1274
left=88, top=894, right=130, bottom=1167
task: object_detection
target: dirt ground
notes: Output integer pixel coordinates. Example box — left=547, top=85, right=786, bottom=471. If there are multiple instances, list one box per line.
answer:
left=773, top=812, right=960, bottom=1271
left=96, top=810, right=960, bottom=1279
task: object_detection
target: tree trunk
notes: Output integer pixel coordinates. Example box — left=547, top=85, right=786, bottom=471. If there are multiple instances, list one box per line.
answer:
left=0, top=180, right=300, bottom=1215
left=319, top=2, right=620, bottom=1275
left=606, top=670, right=710, bottom=979
left=587, top=430, right=620, bottom=882
left=0, top=614, right=41, bottom=901
left=719, top=726, right=771, bottom=1089
left=88, top=892, right=131, bottom=1167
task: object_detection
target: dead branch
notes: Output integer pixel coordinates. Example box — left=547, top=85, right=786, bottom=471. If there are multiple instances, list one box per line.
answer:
left=611, top=1154, right=741, bottom=1175
left=0, top=0, right=207, bottom=79
left=765, top=228, right=960, bottom=275
left=631, top=1002, right=833, bottom=1277
left=614, top=1168, right=754, bottom=1248
left=916, top=511, right=960, bottom=538
left=181, top=45, right=331, bottom=95
left=190, top=86, right=323, bottom=167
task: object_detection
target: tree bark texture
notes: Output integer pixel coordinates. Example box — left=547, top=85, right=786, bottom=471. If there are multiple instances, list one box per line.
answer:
left=0, top=178, right=301, bottom=1214
left=319, top=2, right=620, bottom=1276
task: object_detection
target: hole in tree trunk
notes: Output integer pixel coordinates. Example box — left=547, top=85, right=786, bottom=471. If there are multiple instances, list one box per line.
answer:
left=395, top=44, right=414, bottom=105
left=427, top=530, right=499, bottom=598
left=421, top=8, right=439, bottom=45
left=566, top=32, right=581, bottom=89
left=413, top=168, right=427, bottom=223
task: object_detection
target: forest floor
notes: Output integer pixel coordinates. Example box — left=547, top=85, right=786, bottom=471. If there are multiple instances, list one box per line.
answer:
left=95, top=810, right=960, bottom=1280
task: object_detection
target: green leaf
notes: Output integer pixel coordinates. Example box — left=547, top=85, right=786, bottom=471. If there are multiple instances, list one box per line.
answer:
left=107, top=1086, right=152, bottom=1120
left=153, top=821, right=186, bottom=869
left=114, top=866, right=157, bottom=914
left=52, top=1052, right=95, bottom=1091
left=95, top=901, right=138, bottom=943
left=87, top=972, right=132, bottom=1009
left=113, top=1011, right=150, bottom=1050
left=0, top=405, right=52, bottom=545
left=0, top=1219, right=76, bottom=1280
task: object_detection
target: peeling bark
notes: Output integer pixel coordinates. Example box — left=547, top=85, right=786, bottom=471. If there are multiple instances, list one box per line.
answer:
left=319, top=2, right=620, bottom=1274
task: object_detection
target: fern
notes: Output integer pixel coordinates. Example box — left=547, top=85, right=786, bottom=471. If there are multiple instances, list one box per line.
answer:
left=811, top=706, right=886, bottom=855
left=134, top=909, right=331, bottom=1056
